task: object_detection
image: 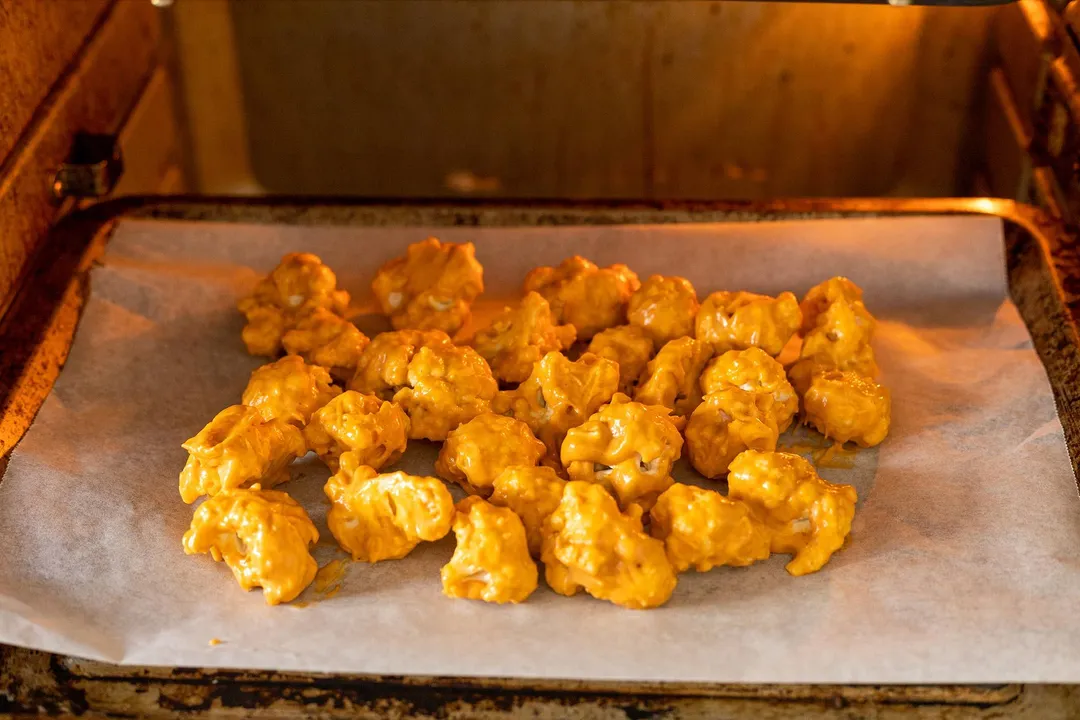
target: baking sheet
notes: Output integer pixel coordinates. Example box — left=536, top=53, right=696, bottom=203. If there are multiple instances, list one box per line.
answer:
left=1, top=216, right=1078, bottom=683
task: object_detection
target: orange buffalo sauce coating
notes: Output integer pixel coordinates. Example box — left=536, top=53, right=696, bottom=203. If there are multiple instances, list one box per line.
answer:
left=627, top=275, right=699, bottom=346
left=727, top=449, right=857, bottom=576
left=179, top=405, right=306, bottom=504
left=489, top=465, right=567, bottom=557
left=371, top=237, right=484, bottom=335
left=348, top=329, right=452, bottom=400
left=799, top=276, right=866, bottom=334
left=392, top=345, right=498, bottom=441
left=182, top=487, right=318, bottom=605
left=587, top=325, right=655, bottom=394
left=802, top=370, right=890, bottom=447
left=471, top=291, right=576, bottom=384
left=303, top=391, right=409, bottom=471
left=684, top=388, right=779, bottom=479
left=794, top=277, right=878, bottom=395
left=281, top=308, right=370, bottom=381
left=238, top=253, right=350, bottom=357
left=523, top=256, right=640, bottom=339
left=634, top=336, right=713, bottom=418
left=650, top=483, right=771, bottom=573
left=696, top=291, right=801, bottom=357
left=800, top=296, right=876, bottom=373
left=435, top=413, right=546, bottom=496
left=323, top=452, right=454, bottom=562
left=700, top=347, right=798, bottom=432
left=492, top=351, right=619, bottom=469
left=242, top=356, right=340, bottom=428
left=561, top=394, right=683, bottom=511
left=541, top=481, right=676, bottom=609
left=441, top=497, right=538, bottom=604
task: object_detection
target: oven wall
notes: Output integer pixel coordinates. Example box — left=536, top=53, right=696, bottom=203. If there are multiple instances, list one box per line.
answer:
left=168, top=0, right=995, bottom=200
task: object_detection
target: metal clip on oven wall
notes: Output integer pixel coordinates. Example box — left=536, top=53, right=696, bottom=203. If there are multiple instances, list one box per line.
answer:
left=51, top=133, right=124, bottom=201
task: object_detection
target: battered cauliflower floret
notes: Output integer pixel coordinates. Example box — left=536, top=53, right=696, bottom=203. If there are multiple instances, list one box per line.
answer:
left=489, top=465, right=567, bottom=557
left=323, top=452, right=454, bottom=563
left=788, top=345, right=877, bottom=400
left=241, top=355, right=341, bottom=428
left=560, top=393, right=683, bottom=510
left=700, top=348, right=798, bottom=432
left=281, top=307, right=370, bottom=381
left=182, top=487, right=318, bottom=605
left=541, top=481, right=676, bottom=609
left=302, top=391, right=410, bottom=471
left=179, top=405, right=306, bottom=504
left=523, top=256, right=641, bottom=339
left=441, top=496, right=538, bottom=604
left=799, top=276, right=867, bottom=334
left=696, top=291, right=801, bottom=357
left=802, top=370, right=890, bottom=447
left=684, top=388, right=779, bottom=479
left=795, top=277, right=878, bottom=387
left=633, top=336, right=713, bottom=417
left=800, top=295, right=876, bottom=371
left=727, top=449, right=857, bottom=576
left=627, top=275, right=699, bottom=346
left=650, top=483, right=772, bottom=572
left=348, top=329, right=452, bottom=400
left=436, top=413, right=546, bottom=496
left=492, top=351, right=619, bottom=468
left=371, top=237, right=484, bottom=335
left=587, top=325, right=655, bottom=394
left=392, top=344, right=498, bottom=441
left=237, top=252, right=350, bottom=357
left=471, top=291, right=576, bottom=384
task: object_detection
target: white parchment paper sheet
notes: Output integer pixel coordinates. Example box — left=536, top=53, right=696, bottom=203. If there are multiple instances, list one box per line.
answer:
left=1, top=216, right=1078, bottom=683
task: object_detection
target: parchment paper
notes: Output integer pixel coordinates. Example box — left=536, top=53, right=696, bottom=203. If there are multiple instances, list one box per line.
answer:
left=2, top=216, right=1078, bottom=683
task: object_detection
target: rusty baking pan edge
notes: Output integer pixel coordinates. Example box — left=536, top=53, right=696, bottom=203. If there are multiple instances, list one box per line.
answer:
left=0, top=197, right=1072, bottom=713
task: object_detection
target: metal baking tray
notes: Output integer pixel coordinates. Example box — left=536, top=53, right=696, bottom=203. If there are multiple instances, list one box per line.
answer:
left=1, top=196, right=1077, bottom=718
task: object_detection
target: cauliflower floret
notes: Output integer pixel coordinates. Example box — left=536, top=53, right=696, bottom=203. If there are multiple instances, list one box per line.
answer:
left=627, top=275, right=699, bottom=346
left=696, top=291, right=801, bottom=357
left=392, top=345, right=498, bottom=441
left=700, top=347, right=798, bottom=432
left=492, top=351, right=619, bottom=469
left=802, top=370, right=890, bottom=447
left=281, top=307, right=370, bottom=381
left=799, top=276, right=867, bottom=334
left=237, top=253, right=350, bottom=356
left=794, top=277, right=878, bottom=388
left=727, top=449, right=857, bottom=576
left=489, top=465, right=567, bottom=557
left=371, top=237, right=484, bottom=335
left=634, top=336, right=713, bottom=417
left=800, top=296, right=876, bottom=372
left=560, top=393, right=683, bottom=510
left=684, top=388, right=779, bottom=479
left=179, top=405, right=306, bottom=504
left=182, top=487, right=318, bottom=605
left=324, top=453, right=454, bottom=562
left=587, top=325, right=655, bottom=394
left=471, top=291, right=576, bottom=384
left=650, top=483, right=771, bottom=572
left=302, top=391, right=409, bottom=471
left=441, top=496, right=538, bottom=604
left=241, top=355, right=341, bottom=428
left=541, top=481, right=676, bottom=609
left=348, top=329, right=452, bottom=400
left=435, top=413, right=546, bottom=496
left=523, top=256, right=641, bottom=339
